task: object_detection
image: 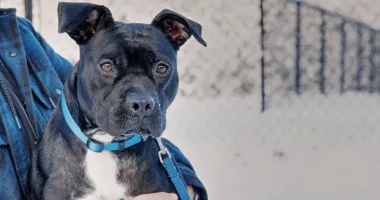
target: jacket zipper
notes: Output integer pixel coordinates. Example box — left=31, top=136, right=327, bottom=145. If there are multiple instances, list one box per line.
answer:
left=0, top=59, right=38, bottom=143
left=6, top=82, right=39, bottom=143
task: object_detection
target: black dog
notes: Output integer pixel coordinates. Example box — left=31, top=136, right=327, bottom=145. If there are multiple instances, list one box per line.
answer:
left=27, top=2, right=206, bottom=200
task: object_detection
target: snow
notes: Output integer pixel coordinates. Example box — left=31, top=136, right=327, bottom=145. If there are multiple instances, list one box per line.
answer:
left=165, top=93, right=380, bottom=200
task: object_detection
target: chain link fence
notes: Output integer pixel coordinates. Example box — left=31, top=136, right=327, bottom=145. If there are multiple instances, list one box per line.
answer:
left=261, top=0, right=380, bottom=110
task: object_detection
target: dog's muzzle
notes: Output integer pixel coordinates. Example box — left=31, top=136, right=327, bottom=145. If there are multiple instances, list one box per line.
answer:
left=124, top=92, right=155, bottom=119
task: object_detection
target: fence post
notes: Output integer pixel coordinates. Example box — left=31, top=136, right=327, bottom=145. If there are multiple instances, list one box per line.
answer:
left=355, top=24, right=363, bottom=91
left=24, top=0, right=33, bottom=22
left=340, top=20, right=346, bottom=94
left=260, top=0, right=266, bottom=112
left=319, top=10, right=326, bottom=94
left=295, top=1, right=302, bottom=95
left=369, top=30, right=376, bottom=94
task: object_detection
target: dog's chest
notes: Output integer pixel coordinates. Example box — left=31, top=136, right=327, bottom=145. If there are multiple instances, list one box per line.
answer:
left=78, top=150, right=129, bottom=200
left=74, top=134, right=172, bottom=199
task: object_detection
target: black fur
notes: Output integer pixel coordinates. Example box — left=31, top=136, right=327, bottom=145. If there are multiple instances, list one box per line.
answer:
left=27, top=2, right=206, bottom=200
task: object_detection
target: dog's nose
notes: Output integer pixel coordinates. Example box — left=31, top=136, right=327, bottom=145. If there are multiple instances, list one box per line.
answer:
left=125, top=92, right=155, bottom=117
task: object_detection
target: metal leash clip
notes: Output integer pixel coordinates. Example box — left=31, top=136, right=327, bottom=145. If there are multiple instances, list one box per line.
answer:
left=156, top=137, right=172, bottom=163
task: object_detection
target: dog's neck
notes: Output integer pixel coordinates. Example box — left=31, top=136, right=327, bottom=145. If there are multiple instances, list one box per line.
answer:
left=63, top=63, right=92, bottom=133
left=64, top=83, right=112, bottom=142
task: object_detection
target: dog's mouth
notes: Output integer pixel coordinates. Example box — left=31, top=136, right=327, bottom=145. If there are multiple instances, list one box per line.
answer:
left=86, top=127, right=151, bottom=142
left=114, top=128, right=151, bottom=141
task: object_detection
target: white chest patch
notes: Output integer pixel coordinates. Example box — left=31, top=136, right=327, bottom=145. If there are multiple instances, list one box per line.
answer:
left=77, top=132, right=131, bottom=200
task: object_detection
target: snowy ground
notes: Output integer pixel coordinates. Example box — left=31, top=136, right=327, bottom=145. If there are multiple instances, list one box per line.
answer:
left=165, top=93, right=380, bottom=200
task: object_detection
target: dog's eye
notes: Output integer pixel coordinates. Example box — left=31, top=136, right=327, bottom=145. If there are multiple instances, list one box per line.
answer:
left=100, top=62, right=113, bottom=73
left=156, top=64, right=169, bottom=74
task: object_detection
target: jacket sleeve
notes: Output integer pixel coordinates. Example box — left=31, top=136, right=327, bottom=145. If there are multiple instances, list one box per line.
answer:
left=18, top=18, right=73, bottom=82
left=163, top=138, right=208, bottom=200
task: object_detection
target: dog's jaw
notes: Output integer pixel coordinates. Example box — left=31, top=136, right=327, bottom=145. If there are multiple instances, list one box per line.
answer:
left=85, top=129, right=115, bottom=143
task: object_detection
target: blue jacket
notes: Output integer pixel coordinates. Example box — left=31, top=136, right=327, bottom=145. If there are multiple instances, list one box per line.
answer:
left=0, top=8, right=206, bottom=200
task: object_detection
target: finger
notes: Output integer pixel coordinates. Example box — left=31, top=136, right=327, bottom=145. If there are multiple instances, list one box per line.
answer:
left=186, top=185, right=196, bottom=199
left=171, top=193, right=179, bottom=200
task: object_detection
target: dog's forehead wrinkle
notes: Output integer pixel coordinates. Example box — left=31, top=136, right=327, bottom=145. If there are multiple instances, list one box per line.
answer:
left=115, top=23, right=173, bottom=52
left=116, top=24, right=155, bottom=42
left=88, top=24, right=175, bottom=68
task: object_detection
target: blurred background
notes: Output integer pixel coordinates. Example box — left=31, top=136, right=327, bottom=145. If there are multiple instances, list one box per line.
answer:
left=2, top=0, right=380, bottom=199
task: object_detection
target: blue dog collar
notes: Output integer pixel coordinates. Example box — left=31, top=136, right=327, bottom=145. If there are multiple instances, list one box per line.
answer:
left=61, top=94, right=190, bottom=200
left=61, top=95, right=143, bottom=152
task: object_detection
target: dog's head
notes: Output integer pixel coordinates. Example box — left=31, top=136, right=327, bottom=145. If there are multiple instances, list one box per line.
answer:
left=58, top=2, right=206, bottom=138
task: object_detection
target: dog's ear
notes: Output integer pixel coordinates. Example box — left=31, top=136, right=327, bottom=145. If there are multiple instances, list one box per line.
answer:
left=151, top=9, right=207, bottom=50
left=58, top=2, right=114, bottom=45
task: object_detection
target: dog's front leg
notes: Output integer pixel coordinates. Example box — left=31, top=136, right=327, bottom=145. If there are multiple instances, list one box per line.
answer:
left=43, top=172, right=93, bottom=200
left=41, top=176, right=70, bottom=200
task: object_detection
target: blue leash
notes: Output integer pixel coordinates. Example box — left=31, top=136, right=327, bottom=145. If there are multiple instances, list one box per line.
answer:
left=61, top=95, right=190, bottom=200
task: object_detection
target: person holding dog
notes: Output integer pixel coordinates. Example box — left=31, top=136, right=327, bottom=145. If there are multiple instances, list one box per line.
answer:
left=0, top=6, right=206, bottom=200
